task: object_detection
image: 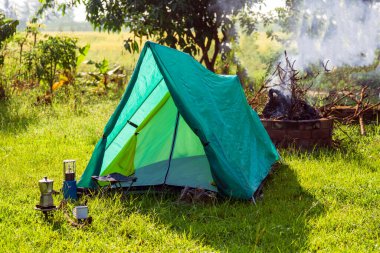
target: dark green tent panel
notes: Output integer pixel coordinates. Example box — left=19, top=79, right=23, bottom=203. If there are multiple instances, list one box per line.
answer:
left=78, top=41, right=279, bottom=199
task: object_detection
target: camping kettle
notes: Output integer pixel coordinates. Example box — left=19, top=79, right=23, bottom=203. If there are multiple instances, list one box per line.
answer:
left=39, top=177, right=54, bottom=194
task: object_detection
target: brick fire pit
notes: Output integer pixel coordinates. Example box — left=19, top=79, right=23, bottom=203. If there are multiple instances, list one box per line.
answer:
left=261, top=118, right=334, bottom=148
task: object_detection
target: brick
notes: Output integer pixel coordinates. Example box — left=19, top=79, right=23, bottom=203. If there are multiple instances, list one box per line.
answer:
left=299, top=122, right=316, bottom=130
left=261, top=118, right=333, bottom=149
left=261, top=120, right=271, bottom=128
left=320, top=118, right=333, bottom=129
left=272, top=121, right=284, bottom=129
left=311, top=129, right=332, bottom=139
left=267, top=129, right=286, bottom=140
left=298, top=139, right=312, bottom=148
left=286, top=130, right=312, bottom=139
left=283, top=121, right=299, bottom=130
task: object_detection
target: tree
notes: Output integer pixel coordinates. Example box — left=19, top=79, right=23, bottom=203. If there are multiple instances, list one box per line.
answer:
left=35, top=36, right=88, bottom=95
left=0, top=12, right=19, bottom=64
left=0, top=12, right=18, bottom=99
left=36, top=0, right=266, bottom=72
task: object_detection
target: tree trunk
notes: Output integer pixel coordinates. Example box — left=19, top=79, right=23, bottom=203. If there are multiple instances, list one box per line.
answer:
left=203, top=58, right=215, bottom=72
left=104, top=74, right=109, bottom=89
left=359, top=114, right=366, bottom=136
left=194, top=33, right=219, bottom=72
left=19, top=43, right=23, bottom=64
left=0, top=84, right=6, bottom=100
left=33, top=33, right=37, bottom=47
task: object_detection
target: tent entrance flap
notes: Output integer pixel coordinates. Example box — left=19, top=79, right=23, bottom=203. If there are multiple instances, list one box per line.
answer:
left=133, top=96, right=178, bottom=171
left=129, top=108, right=215, bottom=191
left=100, top=47, right=168, bottom=174
left=107, top=94, right=215, bottom=191
left=164, top=113, right=215, bottom=191
left=100, top=93, right=173, bottom=177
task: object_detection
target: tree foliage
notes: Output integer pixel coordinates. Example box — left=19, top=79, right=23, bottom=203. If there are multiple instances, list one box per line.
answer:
left=0, top=12, right=18, bottom=99
left=86, top=0, right=254, bottom=71
left=35, top=36, right=89, bottom=94
left=36, top=0, right=267, bottom=72
left=0, top=12, right=19, bottom=65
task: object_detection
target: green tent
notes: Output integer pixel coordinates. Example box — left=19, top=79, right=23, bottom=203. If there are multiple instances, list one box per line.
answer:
left=78, top=41, right=279, bottom=199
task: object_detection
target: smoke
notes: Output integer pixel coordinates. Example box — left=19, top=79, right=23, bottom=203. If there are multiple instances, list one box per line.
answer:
left=288, top=0, right=380, bottom=69
left=0, top=0, right=41, bottom=22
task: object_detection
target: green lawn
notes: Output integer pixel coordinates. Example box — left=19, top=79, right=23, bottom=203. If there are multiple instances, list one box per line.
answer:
left=0, top=93, right=379, bottom=252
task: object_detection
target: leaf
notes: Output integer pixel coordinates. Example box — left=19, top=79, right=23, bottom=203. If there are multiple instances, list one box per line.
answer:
left=124, top=39, right=132, bottom=53
left=76, top=44, right=90, bottom=66
left=132, top=41, right=139, bottom=53
left=52, top=80, right=64, bottom=91
left=0, top=18, right=19, bottom=49
left=57, top=4, right=66, bottom=16
left=96, top=59, right=109, bottom=74
left=58, top=73, right=69, bottom=82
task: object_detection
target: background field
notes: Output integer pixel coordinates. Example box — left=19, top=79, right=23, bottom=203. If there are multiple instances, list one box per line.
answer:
left=43, top=31, right=282, bottom=81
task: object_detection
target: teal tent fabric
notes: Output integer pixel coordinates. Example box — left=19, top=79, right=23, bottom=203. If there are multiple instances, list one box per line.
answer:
left=78, top=41, right=279, bottom=199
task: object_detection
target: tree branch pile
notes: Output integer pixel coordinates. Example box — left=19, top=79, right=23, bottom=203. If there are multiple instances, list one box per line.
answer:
left=320, top=85, right=380, bottom=135
left=261, top=52, right=321, bottom=120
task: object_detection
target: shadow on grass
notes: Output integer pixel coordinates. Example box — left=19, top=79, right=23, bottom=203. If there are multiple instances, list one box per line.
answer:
left=0, top=100, right=37, bottom=134
left=117, top=164, right=325, bottom=252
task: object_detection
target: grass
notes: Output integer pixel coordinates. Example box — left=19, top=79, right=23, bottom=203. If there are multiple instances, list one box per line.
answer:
left=0, top=92, right=379, bottom=252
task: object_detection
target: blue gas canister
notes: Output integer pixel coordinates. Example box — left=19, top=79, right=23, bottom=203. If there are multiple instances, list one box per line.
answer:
left=63, top=180, right=77, bottom=200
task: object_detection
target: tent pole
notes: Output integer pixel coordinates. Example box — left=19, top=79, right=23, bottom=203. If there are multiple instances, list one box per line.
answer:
left=164, top=111, right=180, bottom=184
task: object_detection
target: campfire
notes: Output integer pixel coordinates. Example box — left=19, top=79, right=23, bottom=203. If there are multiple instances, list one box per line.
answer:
left=262, top=52, right=322, bottom=121
left=251, top=52, right=334, bottom=149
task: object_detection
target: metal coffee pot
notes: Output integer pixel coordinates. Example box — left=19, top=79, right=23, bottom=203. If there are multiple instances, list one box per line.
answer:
left=38, top=177, right=54, bottom=207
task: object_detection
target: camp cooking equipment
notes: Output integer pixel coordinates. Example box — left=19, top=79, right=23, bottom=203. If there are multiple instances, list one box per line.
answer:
left=35, top=176, right=57, bottom=218
left=63, top=160, right=78, bottom=200
left=63, top=159, right=76, bottom=181
left=73, top=206, right=89, bottom=220
left=38, top=177, right=54, bottom=207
